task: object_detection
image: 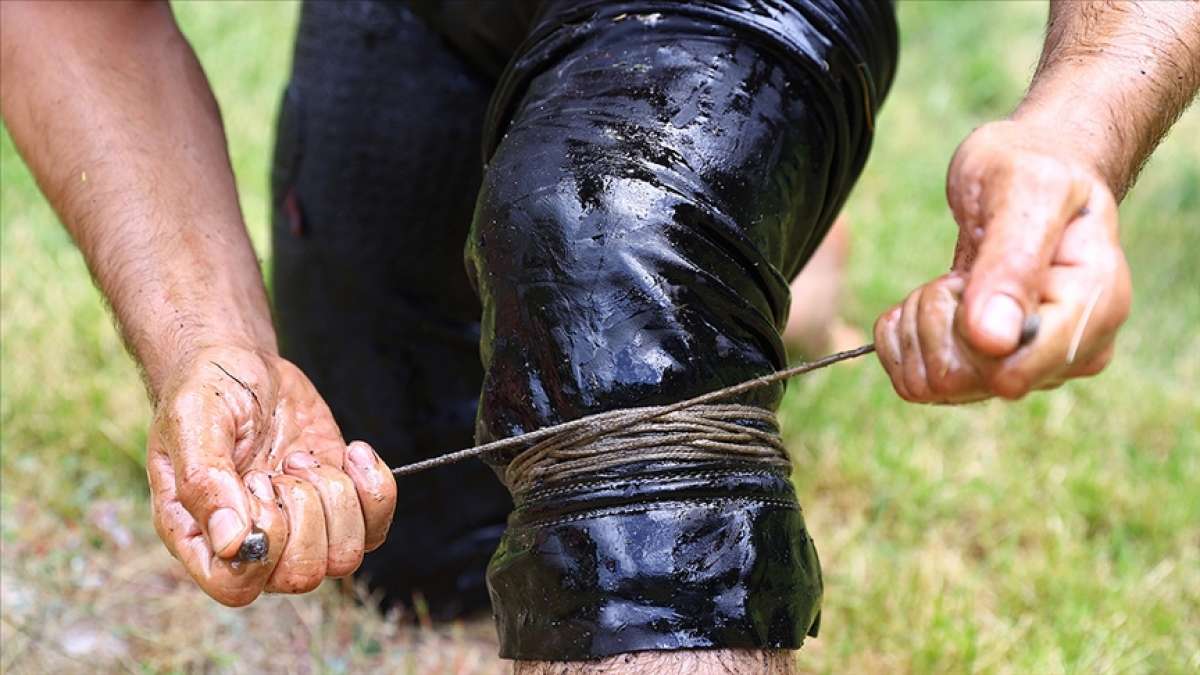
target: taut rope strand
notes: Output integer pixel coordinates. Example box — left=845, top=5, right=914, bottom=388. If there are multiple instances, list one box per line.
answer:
left=390, top=343, right=875, bottom=480
left=504, top=403, right=789, bottom=493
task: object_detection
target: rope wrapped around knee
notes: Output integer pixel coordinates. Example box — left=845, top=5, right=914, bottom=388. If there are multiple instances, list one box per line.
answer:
left=391, top=344, right=874, bottom=481
left=454, top=0, right=897, bottom=660
left=503, top=404, right=790, bottom=495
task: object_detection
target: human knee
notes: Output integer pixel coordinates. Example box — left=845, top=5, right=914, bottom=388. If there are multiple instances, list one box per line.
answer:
left=464, top=0, right=898, bottom=662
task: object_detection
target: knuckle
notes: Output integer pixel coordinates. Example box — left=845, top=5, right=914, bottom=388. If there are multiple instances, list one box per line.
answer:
left=361, top=479, right=395, bottom=512
left=270, top=568, right=324, bottom=595
left=887, top=375, right=912, bottom=403
left=166, top=389, right=207, bottom=425
left=901, top=370, right=931, bottom=402
left=330, top=467, right=357, bottom=491
left=365, top=523, right=393, bottom=553
left=901, top=354, right=931, bottom=399
left=209, top=585, right=259, bottom=608
left=1077, top=352, right=1113, bottom=377
left=873, top=314, right=890, bottom=343
left=988, top=369, right=1032, bottom=400
left=926, top=370, right=954, bottom=397
left=1106, top=303, right=1131, bottom=334
left=326, top=552, right=364, bottom=579
left=318, top=469, right=361, bottom=509
left=276, top=474, right=315, bottom=506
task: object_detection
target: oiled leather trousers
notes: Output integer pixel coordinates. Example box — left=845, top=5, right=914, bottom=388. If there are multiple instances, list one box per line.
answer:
left=272, top=0, right=896, bottom=660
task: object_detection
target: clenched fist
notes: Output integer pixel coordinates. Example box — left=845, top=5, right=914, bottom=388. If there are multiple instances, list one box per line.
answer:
left=875, top=120, right=1132, bottom=403
left=146, top=345, right=397, bottom=606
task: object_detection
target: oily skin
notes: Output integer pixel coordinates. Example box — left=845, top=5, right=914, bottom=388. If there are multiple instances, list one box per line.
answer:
left=145, top=347, right=395, bottom=604
left=876, top=0, right=1200, bottom=404
left=0, top=1, right=396, bottom=607
left=0, top=0, right=1197, bottom=671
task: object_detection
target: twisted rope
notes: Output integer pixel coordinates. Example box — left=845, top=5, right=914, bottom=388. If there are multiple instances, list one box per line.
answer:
left=389, top=343, right=875, bottom=485
left=503, top=403, right=790, bottom=493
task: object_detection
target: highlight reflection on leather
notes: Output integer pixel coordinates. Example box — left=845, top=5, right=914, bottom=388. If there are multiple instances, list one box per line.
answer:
left=466, top=0, right=897, bottom=660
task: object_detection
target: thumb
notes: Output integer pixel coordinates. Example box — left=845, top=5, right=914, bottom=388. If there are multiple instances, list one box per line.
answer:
left=159, top=390, right=254, bottom=559
left=957, top=166, right=1091, bottom=356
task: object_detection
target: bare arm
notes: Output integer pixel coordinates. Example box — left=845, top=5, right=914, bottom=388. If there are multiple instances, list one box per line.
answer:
left=1, top=1, right=395, bottom=606
left=0, top=0, right=273, bottom=395
left=876, top=0, right=1200, bottom=404
left=1019, top=0, right=1200, bottom=199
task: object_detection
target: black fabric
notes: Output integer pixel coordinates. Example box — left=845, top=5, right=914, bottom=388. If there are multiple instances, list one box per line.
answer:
left=406, top=0, right=542, bottom=79
left=467, top=0, right=896, bottom=660
left=270, top=0, right=897, bottom=659
left=270, top=1, right=513, bottom=620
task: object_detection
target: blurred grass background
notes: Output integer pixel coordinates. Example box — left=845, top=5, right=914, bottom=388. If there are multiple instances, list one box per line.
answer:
left=1, top=1, right=1196, bottom=673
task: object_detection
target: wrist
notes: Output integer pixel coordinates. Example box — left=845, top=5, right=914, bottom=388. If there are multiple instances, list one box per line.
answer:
left=1007, top=107, right=1120, bottom=196
left=138, top=295, right=278, bottom=404
left=1009, top=52, right=1154, bottom=200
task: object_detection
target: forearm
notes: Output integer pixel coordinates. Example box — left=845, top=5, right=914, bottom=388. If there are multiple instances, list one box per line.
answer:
left=0, top=1, right=274, bottom=400
left=1013, top=0, right=1200, bottom=199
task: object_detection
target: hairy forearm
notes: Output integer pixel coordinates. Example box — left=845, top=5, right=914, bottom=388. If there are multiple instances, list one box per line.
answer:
left=0, top=1, right=274, bottom=400
left=1013, top=0, right=1200, bottom=200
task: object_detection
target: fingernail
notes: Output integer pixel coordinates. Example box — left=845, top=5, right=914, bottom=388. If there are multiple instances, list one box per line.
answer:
left=237, top=528, right=270, bottom=564
left=1018, top=313, right=1041, bottom=347
left=208, top=508, right=244, bottom=553
left=980, top=294, right=1023, bottom=347
left=286, top=452, right=318, bottom=470
left=246, top=472, right=273, bottom=501
left=348, top=442, right=375, bottom=472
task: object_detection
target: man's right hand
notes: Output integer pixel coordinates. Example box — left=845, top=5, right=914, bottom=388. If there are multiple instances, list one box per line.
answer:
left=0, top=0, right=395, bottom=607
left=147, top=345, right=397, bottom=606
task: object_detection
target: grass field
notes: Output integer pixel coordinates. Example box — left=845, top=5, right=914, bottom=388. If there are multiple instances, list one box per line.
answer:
left=2, top=1, right=1197, bottom=673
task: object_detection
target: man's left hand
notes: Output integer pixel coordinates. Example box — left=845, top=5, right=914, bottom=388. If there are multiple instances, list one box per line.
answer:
left=874, top=120, right=1132, bottom=403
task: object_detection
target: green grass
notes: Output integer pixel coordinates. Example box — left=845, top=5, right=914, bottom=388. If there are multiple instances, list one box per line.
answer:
left=2, top=1, right=1197, bottom=673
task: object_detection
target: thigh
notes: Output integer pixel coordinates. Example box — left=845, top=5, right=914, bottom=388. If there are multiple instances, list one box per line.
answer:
left=472, top=0, right=898, bottom=433
left=270, top=0, right=512, bottom=618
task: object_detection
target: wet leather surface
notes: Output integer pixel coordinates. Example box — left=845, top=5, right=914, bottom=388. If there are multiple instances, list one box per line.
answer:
left=491, top=458, right=824, bottom=657
left=466, top=0, right=897, bottom=660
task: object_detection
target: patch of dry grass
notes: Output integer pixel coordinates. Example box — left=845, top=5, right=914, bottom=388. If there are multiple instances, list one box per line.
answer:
left=1, top=496, right=504, bottom=674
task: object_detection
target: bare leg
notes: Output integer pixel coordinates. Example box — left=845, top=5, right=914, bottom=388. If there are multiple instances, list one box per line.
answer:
left=782, top=215, right=865, bottom=358
left=515, top=650, right=797, bottom=675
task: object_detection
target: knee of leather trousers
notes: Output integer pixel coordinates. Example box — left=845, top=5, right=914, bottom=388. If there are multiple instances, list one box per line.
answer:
left=465, top=0, right=897, bottom=660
